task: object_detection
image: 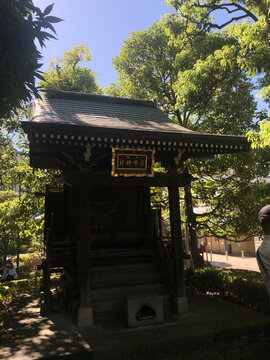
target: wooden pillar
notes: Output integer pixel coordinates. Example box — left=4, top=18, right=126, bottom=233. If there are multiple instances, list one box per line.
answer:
left=40, top=259, right=52, bottom=315
left=42, top=185, right=52, bottom=314
left=142, top=186, right=153, bottom=245
left=168, top=174, right=189, bottom=314
left=67, top=185, right=79, bottom=315
left=77, top=181, right=93, bottom=327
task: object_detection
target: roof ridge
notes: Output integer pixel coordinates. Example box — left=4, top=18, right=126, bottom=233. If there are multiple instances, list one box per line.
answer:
left=45, top=90, right=157, bottom=108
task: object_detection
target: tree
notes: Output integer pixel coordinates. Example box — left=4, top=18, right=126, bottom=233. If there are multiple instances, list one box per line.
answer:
left=0, top=196, right=42, bottom=265
left=0, top=1, right=62, bottom=120
left=165, top=1, right=267, bottom=31
left=0, top=107, right=61, bottom=265
left=40, top=45, right=102, bottom=94
left=0, top=43, right=102, bottom=265
left=0, top=194, right=17, bottom=263
left=164, top=0, right=270, bottom=252
left=109, top=15, right=266, bottom=267
left=166, top=0, right=270, bottom=145
left=112, top=18, right=256, bottom=131
left=188, top=150, right=270, bottom=241
left=248, top=119, right=270, bottom=148
left=0, top=148, right=61, bottom=265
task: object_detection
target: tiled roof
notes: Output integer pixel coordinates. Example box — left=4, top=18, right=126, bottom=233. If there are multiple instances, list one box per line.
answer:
left=30, top=91, right=194, bottom=135
left=22, top=91, right=249, bottom=158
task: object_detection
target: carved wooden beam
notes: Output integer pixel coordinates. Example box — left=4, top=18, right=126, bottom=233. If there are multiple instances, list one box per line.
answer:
left=63, top=170, right=192, bottom=188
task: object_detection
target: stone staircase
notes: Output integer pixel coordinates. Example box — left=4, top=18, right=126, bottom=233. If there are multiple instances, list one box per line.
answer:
left=90, top=248, right=171, bottom=323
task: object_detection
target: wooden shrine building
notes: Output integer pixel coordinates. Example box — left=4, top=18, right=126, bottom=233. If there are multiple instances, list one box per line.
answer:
left=22, top=90, right=248, bottom=327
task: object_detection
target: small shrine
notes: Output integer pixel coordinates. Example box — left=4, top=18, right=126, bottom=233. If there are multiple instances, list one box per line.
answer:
left=22, top=90, right=248, bottom=327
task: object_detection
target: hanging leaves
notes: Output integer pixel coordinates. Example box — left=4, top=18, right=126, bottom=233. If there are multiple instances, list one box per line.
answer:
left=0, top=1, right=63, bottom=119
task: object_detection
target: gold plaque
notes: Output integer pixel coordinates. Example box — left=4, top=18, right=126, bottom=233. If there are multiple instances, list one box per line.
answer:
left=111, top=148, right=155, bottom=177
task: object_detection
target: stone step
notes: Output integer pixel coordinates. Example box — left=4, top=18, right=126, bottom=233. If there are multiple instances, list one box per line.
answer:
left=90, top=253, right=156, bottom=267
left=90, top=248, right=155, bottom=259
left=90, top=261, right=159, bottom=275
left=91, top=282, right=169, bottom=301
left=93, top=309, right=124, bottom=322
left=90, top=270, right=165, bottom=288
left=92, top=292, right=171, bottom=314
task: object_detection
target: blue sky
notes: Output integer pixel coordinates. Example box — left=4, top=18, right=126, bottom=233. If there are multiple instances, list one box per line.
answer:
left=33, top=0, right=266, bottom=111
left=34, top=0, right=172, bottom=88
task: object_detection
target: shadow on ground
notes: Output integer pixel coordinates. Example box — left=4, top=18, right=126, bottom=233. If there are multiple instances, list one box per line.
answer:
left=1, top=289, right=270, bottom=360
left=211, top=261, right=232, bottom=268
left=0, top=290, right=92, bottom=359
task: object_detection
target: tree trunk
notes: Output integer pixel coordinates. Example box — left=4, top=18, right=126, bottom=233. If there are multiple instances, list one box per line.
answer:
left=3, top=235, right=9, bottom=264
left=16, top=243, right=20, bottom=270
left=184, top=183, right=204, bottom=268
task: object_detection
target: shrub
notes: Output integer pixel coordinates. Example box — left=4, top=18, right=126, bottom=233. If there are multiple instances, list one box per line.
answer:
left=0, top=277, right=43, bottom=323
left=18, top=253, right=43, bottom=278
left=185, top=267, right=269, bottom=314
left=0, top=277, right=43, bottom=291
left=0, top=288, right=16, bottom=314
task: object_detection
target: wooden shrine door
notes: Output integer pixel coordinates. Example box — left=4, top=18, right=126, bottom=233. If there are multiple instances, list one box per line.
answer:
left=89, top=186, right=152, bottom=250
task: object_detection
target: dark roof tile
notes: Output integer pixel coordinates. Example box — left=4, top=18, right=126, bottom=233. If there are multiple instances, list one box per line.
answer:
left=24, top=91, right=248, bottom=151
left=30, top=96, right=194, bottom=134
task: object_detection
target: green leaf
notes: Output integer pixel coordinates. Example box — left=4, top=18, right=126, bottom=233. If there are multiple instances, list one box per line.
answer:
left=0, top=0, right=61, bottom=117
left=34, top=72, right=45, bottom=81
left=43, top=3, right=54, bottom=16
left=40, top=45, right=102, bottom=94
left=34, top=63, right=43, bottom=70
left=38, top=31, right=57, bottom=41
left=41, top=20, right=57, bottom=35
left=44, top=16, right=63, bottom=24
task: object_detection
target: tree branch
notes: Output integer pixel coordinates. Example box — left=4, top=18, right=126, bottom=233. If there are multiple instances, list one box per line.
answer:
left=194, top=204, right=220, bottom=218
left=192, top=2, right=258, bottom=23
left=210, top=14, right=254, bottom=30
left=181, top=1, right=259, bottom=36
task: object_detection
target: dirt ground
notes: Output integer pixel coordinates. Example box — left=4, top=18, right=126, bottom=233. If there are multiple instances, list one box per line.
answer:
left=0, top=253, right=266, bottom=359
left=1, top=287, right=270, bottom=360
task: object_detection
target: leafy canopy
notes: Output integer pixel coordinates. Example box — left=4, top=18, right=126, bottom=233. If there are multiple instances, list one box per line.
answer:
left=0, top=106, right=62, bottom=259
left=165, top=0, right=270, bottom=146
left=0, top=1, right=62, bottom=119
left=0, top=43, right=102, bottom=260
left=112, top=16, right=256, bottom=134
left=108, top=11, right=270, bottom=254
left=40, top=45, right=102, bottom=94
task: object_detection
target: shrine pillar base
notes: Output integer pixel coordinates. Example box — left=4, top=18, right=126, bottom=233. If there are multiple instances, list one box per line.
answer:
left=173, top=295, right=189, bottom=315
left=77, top=306, right=94, bottom=327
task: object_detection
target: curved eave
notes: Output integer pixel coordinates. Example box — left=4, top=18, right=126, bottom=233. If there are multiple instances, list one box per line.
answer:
left=22, top=121, right=249, bottom=155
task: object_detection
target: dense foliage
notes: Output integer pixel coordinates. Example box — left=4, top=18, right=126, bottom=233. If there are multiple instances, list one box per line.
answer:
left=0, top=1, right=62, bottom=119
left=165, top=0, right=270, bottom=147
left=15, top=253, right=43, bottom=278
left=107, top=3, right=270, bottom=266
left=110, top=18, right=256, bottom=132
left=0, top=276, right=42, bottom=324
left=0, top=106, right=62, bottom=264
left=40, top=45, right=102, bottom=94
left=0, top=43, right=105, bottom=264
left=191, top=150, right=270, bottom=241
left=185, top=267, right=269, bottom=314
